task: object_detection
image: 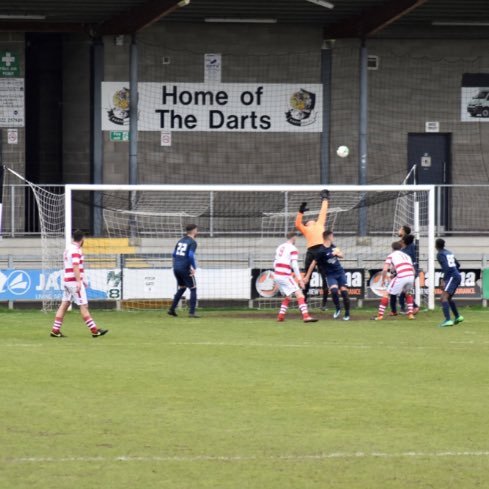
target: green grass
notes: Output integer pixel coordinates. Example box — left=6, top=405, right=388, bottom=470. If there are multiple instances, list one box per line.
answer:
left=1, top=307, right=489, bottom=488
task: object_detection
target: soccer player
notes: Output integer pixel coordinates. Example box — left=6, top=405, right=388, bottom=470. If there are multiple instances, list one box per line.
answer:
left=168, top=224, right=200, bottom=318
left=436, top=238, right=464, bottom=327
left=273, top=231, right=317, bottom=323
left=304, top=230, right=351, bottom=321
left=398, top=224, right=411, bottom=239
left=390, top=225, right=419, bottom=315
left=50, top=229, right=108, bottom=338
left=295, top=189, right=330, bottom=302
left=373, top=241, right=415, bottom=321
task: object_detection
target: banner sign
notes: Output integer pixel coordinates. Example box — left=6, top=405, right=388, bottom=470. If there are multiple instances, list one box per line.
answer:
left=427, top=268, right=481, bottom=299
left=0, top=269, right=120, bottom=301
left=367, top=268, right=481, bottom=299
left=0, top=78, right=24, bottom=127
left=461, top=73, right=489, bottom=121
left=251, top=268, right=365, bottom=300
left=123, top=268, right=250, bottom=300
left=0, top=268, right=251, bottom=301
left=101, top=82, right=323, bottom=132
left=0, top=267, right=480, bottom=302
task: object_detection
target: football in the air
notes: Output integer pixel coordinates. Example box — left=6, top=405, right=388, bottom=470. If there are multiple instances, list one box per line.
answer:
left=336, top=145, right=349, bottom=158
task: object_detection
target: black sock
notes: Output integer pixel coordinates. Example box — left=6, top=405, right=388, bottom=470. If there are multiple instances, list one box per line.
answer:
left=322, top=286, right=329, bottom=306
left=448, top=298, right=459, bottom=318
left=303, top=281, right=310, bottom=303
left=399, top=292, right=406, bottom=311
left=189, top=287, right=197, bottom=314
left=332, top=289, right=340, bottom=309
left=390, top=294, right=397, bottom=313
left=341, top=289, right=350, bottom=315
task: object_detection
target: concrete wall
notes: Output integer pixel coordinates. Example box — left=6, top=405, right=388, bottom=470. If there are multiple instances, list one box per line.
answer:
left=62, top=34, right=91, bottom=183
left=3, top=26, right=489, bottom=235
left=102, top=23, right=324, bottom=185
left=98, top=28, right=489, bottom=190
left=3, top=28, right=489, bottom=189
left=330, top=39, right=489, bottom=187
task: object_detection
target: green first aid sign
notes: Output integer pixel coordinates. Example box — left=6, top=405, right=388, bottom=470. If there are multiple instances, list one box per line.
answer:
left=0, top=52, right=19, bottom=77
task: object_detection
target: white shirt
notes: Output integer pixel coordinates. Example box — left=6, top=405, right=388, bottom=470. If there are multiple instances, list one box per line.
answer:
left=385, top=250, right=414, bottom=278
left=274, top=241, right=301, bottom=280
left=63, top=242, right=84, bottom=283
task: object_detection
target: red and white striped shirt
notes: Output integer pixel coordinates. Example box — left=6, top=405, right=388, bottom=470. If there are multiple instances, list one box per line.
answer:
left=385, top=250, right=414, bottom=278
left=274, top=241, right=301, bottom=280
left=64, top=242, right=84, bottom=283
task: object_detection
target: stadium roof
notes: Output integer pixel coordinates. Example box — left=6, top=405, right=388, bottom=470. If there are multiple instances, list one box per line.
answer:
left=0, top=0, right=488, bottom=38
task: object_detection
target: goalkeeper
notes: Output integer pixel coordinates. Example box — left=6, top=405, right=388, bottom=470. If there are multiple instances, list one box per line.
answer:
left=295, top=189, right=330, bottom=302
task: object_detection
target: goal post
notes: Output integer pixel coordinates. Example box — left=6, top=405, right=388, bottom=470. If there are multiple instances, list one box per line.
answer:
left=65, top=183, right=436, bottom=311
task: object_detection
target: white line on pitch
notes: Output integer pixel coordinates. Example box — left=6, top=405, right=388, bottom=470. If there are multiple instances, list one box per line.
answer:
left=5, top=451, right=489, bottom=464
left=0, top=341, right=485, bottom=352
left=166, top=341, right=478, bottom=351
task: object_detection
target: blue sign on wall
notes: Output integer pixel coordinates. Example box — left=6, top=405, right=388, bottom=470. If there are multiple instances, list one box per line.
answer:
left=0, top=269, right=112, bottom=301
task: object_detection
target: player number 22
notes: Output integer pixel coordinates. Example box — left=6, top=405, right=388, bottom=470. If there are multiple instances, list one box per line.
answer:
left=176, top=243, right=188, bottom=256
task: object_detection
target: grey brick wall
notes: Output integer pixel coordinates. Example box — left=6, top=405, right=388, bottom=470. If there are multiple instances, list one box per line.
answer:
left=3, top=27, right=489, bottom=234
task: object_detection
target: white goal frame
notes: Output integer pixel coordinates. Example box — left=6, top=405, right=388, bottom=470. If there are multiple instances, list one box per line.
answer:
left=65, top=184, right=436, bottom=310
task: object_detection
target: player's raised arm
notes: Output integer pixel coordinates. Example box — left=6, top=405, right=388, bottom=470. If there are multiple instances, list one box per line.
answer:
left=295, top=202, right=309, bottom=234
left=317, top=189, right=330, bottom=227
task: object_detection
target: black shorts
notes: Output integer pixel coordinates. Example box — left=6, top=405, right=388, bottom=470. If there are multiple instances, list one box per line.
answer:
left=173, top=268, right=196, bottom=288
left=305, top=245, right=323, bottom=269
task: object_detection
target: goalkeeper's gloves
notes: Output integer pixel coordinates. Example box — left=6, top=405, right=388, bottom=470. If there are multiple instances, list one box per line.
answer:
left=320, top=189, right=330, bottom=201
left=299, top=202, right=309, bottom=213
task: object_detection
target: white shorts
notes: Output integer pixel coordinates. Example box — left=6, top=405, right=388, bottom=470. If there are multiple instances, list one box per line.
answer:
left=387, top=275, right=414, bottom=296
left=274, top=274, right=300, bottom=297
left=62, top=282, right=88, bottom=306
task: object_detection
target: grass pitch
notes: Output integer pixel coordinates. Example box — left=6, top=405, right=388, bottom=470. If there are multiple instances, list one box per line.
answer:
left=1, top=307, right=489, bottom=489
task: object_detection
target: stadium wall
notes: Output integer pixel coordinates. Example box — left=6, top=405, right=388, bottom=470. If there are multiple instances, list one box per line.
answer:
left=2, top=29, right=489, bottom=234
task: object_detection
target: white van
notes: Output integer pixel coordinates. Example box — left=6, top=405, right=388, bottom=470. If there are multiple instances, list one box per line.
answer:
left=467, top=88, right=489, bottom=117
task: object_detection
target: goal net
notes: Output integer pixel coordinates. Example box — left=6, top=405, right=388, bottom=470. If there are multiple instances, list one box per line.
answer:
left=60, top=184, right=435, bottom=312
left=1, top=172, right=435, bottom=312
left=5, top=168, right=65, bottom=312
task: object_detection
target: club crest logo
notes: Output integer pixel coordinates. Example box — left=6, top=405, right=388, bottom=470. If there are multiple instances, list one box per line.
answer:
left=286, top=89, right=317, bottom=127
left=107, top=87, right=130, bottom=126
left=255, top=270, right=279, bottom=298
